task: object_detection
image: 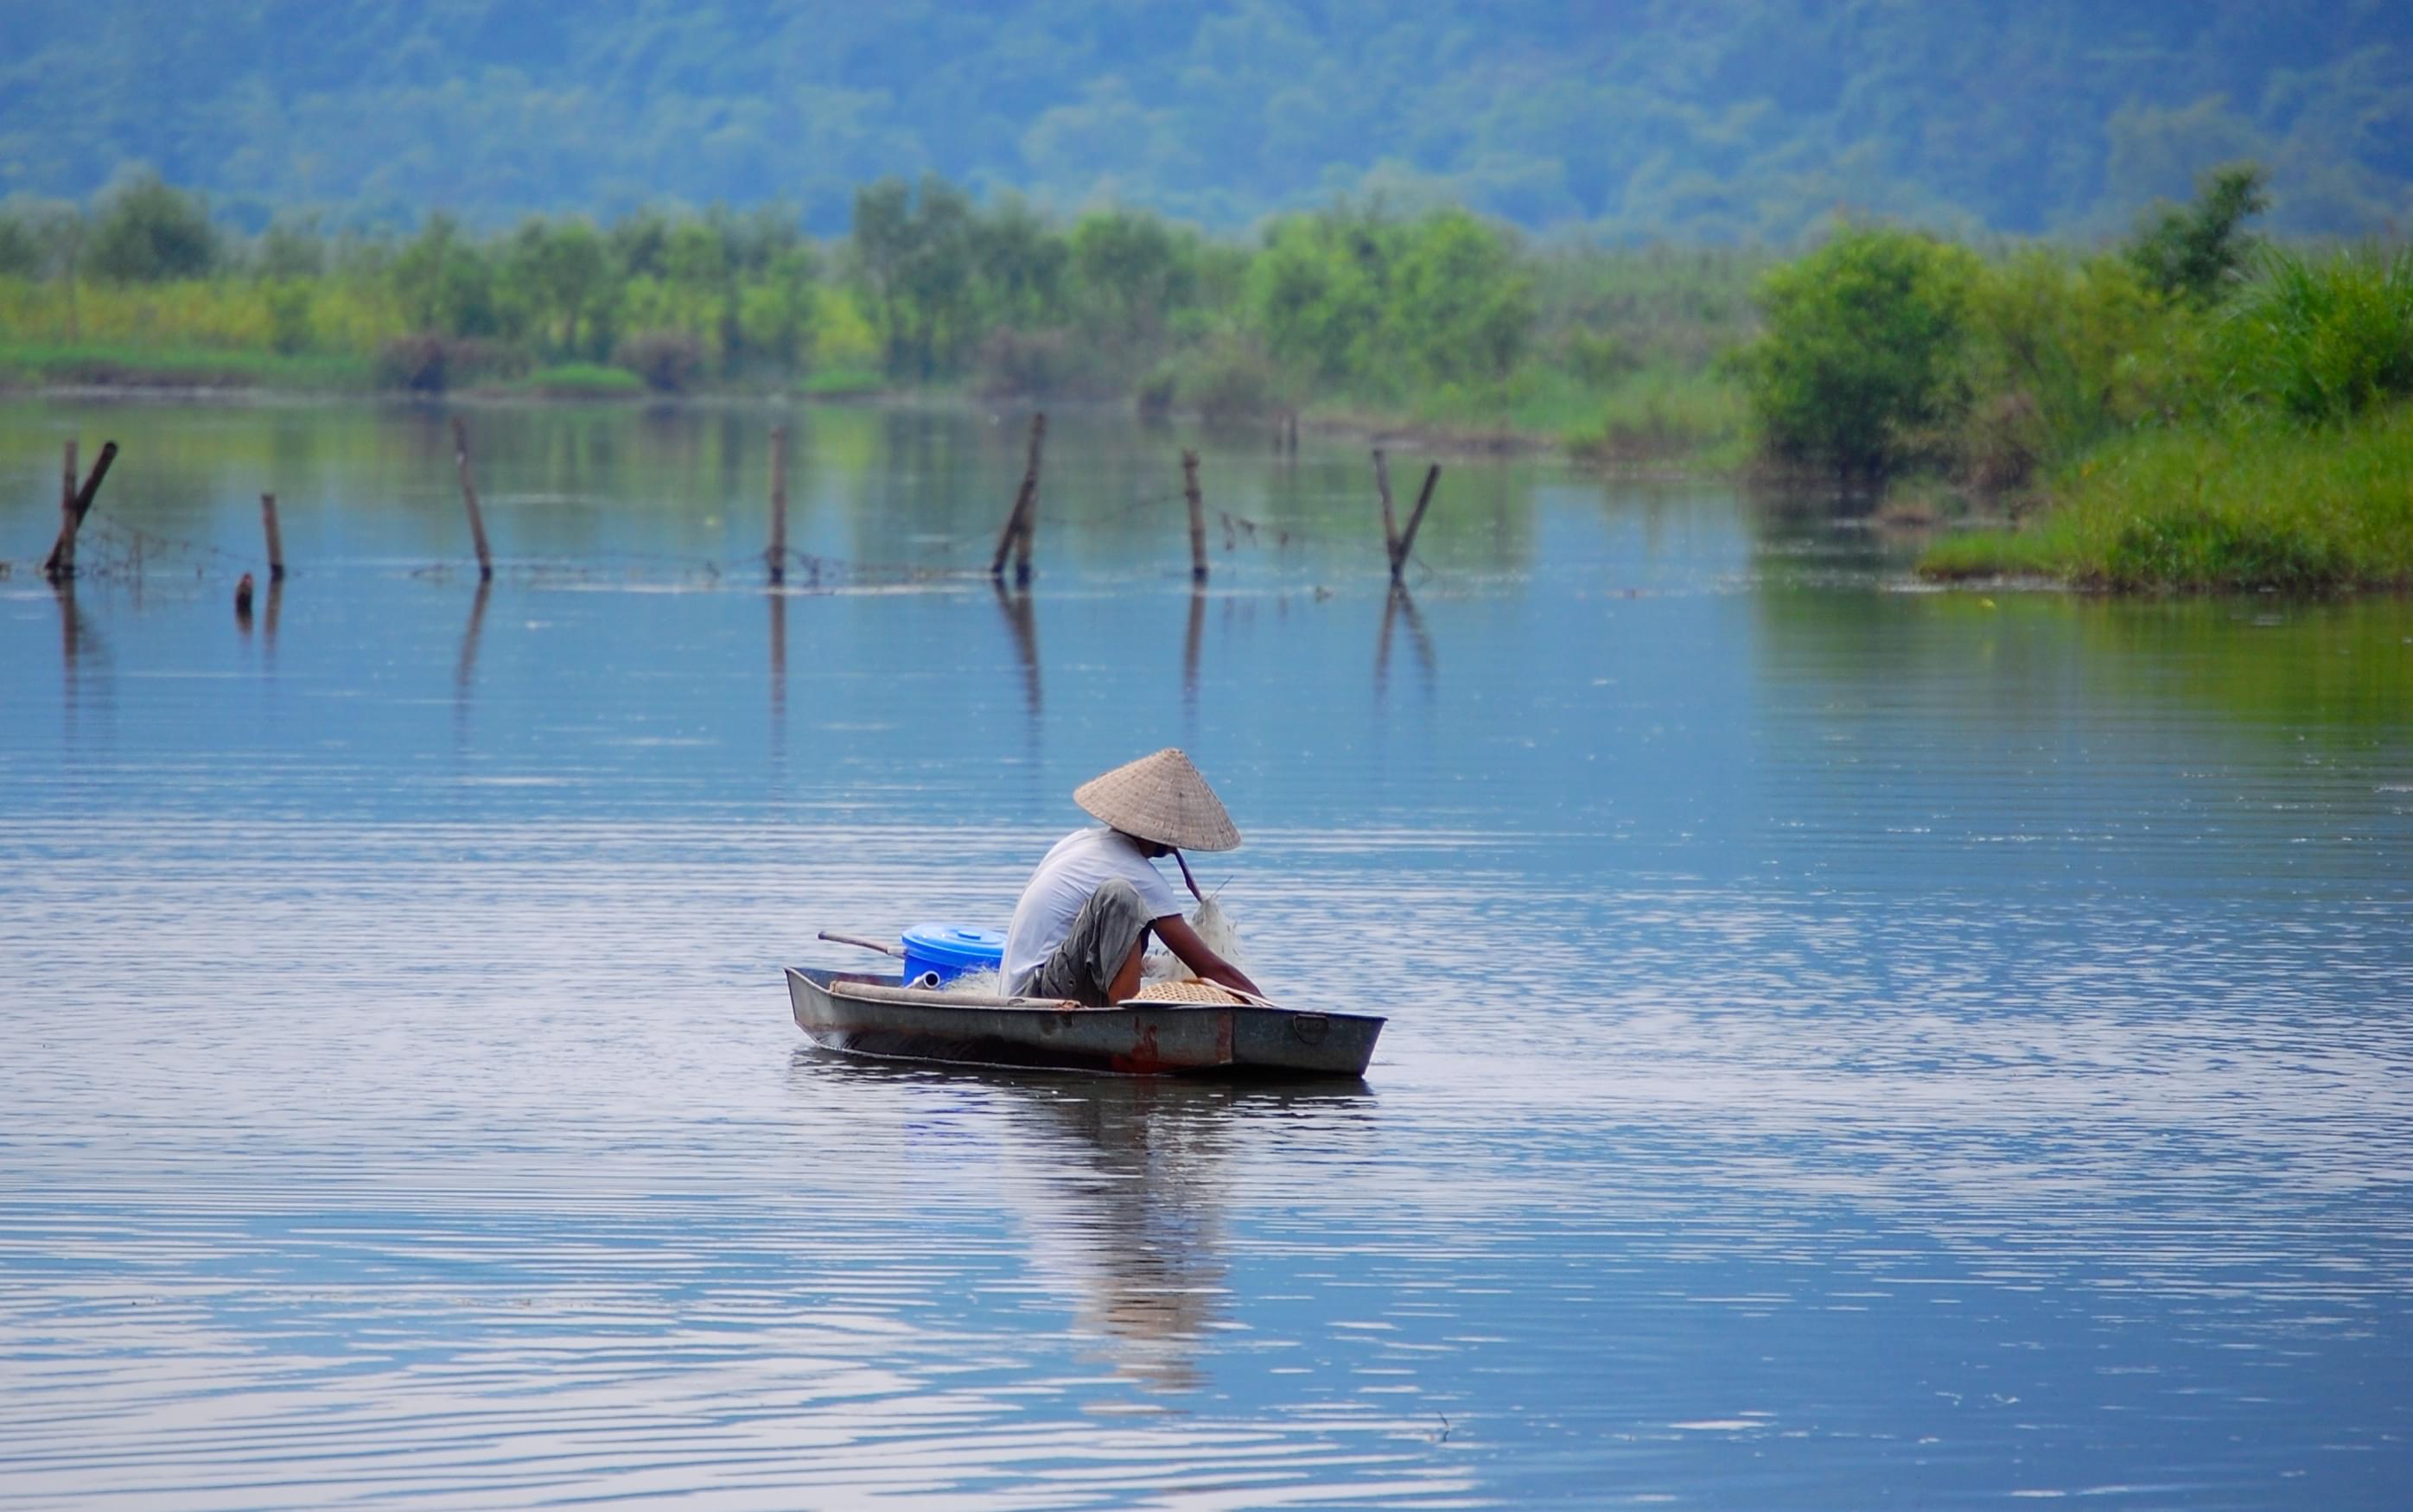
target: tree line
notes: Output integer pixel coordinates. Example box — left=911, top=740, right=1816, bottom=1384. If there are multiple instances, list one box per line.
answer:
left=0, top=169, right=1586, bottom=417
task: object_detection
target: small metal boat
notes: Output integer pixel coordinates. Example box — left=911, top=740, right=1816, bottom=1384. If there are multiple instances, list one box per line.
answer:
left=785, top=966, right=1385, bottom=1077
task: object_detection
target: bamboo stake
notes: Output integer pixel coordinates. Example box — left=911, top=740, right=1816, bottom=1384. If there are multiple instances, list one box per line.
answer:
left=54, top=440, right=75, bottom=580
left=42, top=439, right=118, bottom=582
left=1181, top=448, right=1208, bottom=585
left=990, top=411, right=1047, bottom=584
left=260, top=492, right=286, bottom=581
left=1372, top=448, right=1401, bottom=569
left=1391, top=463, right=1442, bottom=581
left=767, top=423, right=788, bottom=585
left=450, top=416, right=493, bottom=583
left=1013, top=423, right=1040, bottom=587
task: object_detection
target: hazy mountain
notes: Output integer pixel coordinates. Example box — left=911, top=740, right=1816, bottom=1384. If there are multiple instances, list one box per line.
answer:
left=3, top=1, right=2407, bottom=239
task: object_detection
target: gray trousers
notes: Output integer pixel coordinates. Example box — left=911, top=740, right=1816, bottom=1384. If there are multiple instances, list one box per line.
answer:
left=1022, top=879, right=1156, bottom=1007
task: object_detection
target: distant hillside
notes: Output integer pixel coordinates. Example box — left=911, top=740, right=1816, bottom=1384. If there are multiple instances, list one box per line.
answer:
left=3, top=1, right=2409, bottom=238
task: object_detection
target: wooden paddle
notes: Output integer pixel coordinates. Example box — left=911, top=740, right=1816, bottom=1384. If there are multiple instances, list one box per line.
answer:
left=817, top=929, right=902, bottom=958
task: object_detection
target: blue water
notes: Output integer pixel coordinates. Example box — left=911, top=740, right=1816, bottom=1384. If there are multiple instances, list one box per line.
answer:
left=3, top=398, right=2409, bottom=1507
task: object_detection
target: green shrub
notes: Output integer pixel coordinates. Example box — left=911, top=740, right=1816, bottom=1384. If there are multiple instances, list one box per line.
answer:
left=1565, top=363, right=1748, bottom=462
left=2126, top=164, right=2268, bottom=308
left=372, top=333, right=527, bottom=392
left=264, top=280, right=314, bottom=354
left=971, top=324, right=1119, bottom=399
left=1959, top=249, right=2211, bottom=489
left=523, top=362, right=642, bottom=397
left=1729, top=225, right=1981, bottom=481
left=1168, top=335, right=1289, bottom=420
left=2219, top=245, right=2413, bottom=425
left=612, top=328, right=704, bottom=393
left=85, top=172, right=217, bottom=282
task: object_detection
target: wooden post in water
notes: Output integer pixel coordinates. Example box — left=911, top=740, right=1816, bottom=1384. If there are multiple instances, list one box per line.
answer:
left=1391, top=463, right=1442, bottom=582
left=990, top=411, right=1047, bottom=586
left=54, top=440, right=75, bottom=580
left=1372, top=448, right=1401, bottom=570
left=450, top=416, right=494, bottom=583
left=42, top=439, right=117, bottom=583
left=767, top=423, right=789, bottom=586
left=1181, top=448, right=1208, bottom=585
left=1013, top=412, right=1043, bottom=587
left=260, top=492, right=286, bottom=581
left=234, top=571, right=255, bottom=622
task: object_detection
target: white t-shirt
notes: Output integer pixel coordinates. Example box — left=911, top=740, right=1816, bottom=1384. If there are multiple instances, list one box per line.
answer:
left=1002, top=828, right=1183, bottom=990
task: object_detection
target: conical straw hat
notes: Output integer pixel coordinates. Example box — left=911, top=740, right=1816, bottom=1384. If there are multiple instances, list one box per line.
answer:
left=1074, top=748, right=1242, bottom=852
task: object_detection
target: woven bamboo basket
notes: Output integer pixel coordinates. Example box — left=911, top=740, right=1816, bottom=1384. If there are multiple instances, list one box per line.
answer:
left=1132, top=978, right=1248, bottom=1005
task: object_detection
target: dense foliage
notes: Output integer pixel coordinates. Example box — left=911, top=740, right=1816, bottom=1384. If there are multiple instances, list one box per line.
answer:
left=0, top=172, right=1621, bottom=431
left=1728, top=227, right=1979, bottom=481
left=3, top=2, right=2410, bottom=240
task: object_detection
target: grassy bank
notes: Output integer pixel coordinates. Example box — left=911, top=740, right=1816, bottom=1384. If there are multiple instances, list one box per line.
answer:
left=1920, top=406, right=2413, bottom=593
left=0, top=339, right=373, bottom=392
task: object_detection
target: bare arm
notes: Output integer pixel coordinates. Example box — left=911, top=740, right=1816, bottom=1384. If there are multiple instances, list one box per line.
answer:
left=1151, top=914, right=1262, bottom=999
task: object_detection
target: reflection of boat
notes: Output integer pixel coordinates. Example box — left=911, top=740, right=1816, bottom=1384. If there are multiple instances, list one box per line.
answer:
left=786, top=1058, right=1373, bottom=1390
left=786, top=967, right=1385, bottom=1077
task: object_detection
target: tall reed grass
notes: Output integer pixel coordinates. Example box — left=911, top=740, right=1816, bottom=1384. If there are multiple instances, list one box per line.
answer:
left=2219, top=245, right=2413, bottom=425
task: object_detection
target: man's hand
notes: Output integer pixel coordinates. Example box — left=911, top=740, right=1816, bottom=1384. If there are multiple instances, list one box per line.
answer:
left=1151, top=913, right=1264, bottom=999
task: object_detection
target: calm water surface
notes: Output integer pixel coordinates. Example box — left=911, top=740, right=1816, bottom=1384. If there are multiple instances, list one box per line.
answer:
left=3, top=398, right=2409, bottom=1508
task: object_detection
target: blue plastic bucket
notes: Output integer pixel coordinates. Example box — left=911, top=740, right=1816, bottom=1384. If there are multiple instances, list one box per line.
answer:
left=900, top=924, right=1006, bottom=986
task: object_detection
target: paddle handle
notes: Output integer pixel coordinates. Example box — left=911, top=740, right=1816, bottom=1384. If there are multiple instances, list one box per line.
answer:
left=818, top=930, right=903, bottom=958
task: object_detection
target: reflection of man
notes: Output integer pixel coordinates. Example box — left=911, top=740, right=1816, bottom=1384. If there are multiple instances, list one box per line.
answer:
left=1002, top=749, right=1262, bottom=1006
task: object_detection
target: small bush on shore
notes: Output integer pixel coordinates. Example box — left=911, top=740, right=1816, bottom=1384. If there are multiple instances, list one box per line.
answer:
left=522, top=362, right=643, bottom=397
left=612, top=329, right=704, bottom=393
left=972, top=325, right=1119, bottom=399
left=1729, top=226, right=1980, bottom=483
left=373, top=333, right=527, bottom=392
left=1163, top=336, right=1289, bottom=420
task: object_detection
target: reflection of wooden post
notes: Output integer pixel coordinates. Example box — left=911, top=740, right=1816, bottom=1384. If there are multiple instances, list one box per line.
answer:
left=450, top=416, right=493, bottom=583
left=456, top=579, right=492, bottom=696
left=1372, top=448, right=1400, bottom=570
left=768, top=588, right=787, bottom=740
left=990, top=411, right=1047, bottom=586
left=1391, top=463, right=1442, bottom=582
left=767, top=423, right=788, bottom=585
left=260, top=492, right=286, bottom=581
left=1181, top=448, right=1207, bottom=585
left=994, top=581, right=1041, bottom=716
left=1182, top=587, right=1205, bottom=707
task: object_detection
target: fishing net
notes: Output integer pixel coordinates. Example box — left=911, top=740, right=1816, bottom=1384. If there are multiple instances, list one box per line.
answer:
left=937, top=896, right=1247, bottom=1001
left=1142, top=896, right=1245, bottom=982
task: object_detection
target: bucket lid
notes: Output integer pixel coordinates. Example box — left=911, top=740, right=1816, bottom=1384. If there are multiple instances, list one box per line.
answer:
left=901, top=924, right=1006, bottom=969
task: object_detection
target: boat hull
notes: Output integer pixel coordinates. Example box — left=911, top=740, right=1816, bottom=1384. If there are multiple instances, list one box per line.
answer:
left=786, top=967, right=1383, bottom=1077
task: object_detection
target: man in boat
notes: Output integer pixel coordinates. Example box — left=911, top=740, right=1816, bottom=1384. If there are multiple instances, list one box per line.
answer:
left=1002, top=748, right=1264, bottom=1006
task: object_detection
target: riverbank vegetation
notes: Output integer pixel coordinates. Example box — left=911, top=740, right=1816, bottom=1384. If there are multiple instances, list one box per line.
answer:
left=1721, top=168, right=2411, bottom=594
left=5, top=162, right=2406, bottom=593
left=0, top=170, right=1755, bottom=461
